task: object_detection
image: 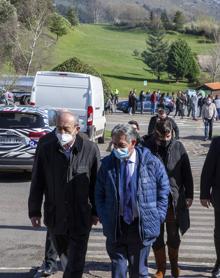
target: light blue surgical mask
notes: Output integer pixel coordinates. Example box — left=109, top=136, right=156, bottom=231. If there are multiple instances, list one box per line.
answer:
left=113, top=147, right=129, bottom=160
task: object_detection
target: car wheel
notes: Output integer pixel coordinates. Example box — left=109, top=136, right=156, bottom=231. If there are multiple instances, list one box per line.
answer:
left=98, top=132, right=105, bottom=144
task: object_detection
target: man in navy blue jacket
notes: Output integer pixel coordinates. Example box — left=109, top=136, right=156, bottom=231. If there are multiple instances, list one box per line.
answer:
left=95, top=124, right=170, bottom=278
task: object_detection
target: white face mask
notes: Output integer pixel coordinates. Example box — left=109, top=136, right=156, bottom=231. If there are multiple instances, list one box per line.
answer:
left=56, top=132, right=75, bottom=146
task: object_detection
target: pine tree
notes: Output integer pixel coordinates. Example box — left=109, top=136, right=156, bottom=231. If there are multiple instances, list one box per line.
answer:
left=66, top=7, right=79, bottom=26
left=186, top=55, right=200, bottom=82
left=141, top=30, right=168, bottom=80
left=173, top=10, right=185, bottom=31
left=160, top=11, right=171, bottom=30
left=167, top=39, right=200, bottom=82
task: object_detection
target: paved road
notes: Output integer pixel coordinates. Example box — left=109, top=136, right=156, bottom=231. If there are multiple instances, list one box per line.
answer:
left=0, top=113, right=219, bottom=277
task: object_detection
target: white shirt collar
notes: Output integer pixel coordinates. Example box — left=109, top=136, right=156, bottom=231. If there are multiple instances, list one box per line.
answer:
left=128, top=149, right=136, bottom=163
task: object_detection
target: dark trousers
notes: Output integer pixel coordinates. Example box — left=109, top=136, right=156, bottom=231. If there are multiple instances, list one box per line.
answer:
left=153, top=207, right=180, bottom=250
left=106, top=218, right=151, bottom=278
left=132, top=104, right=136, bottom=114
left=204, top=118, right=213, bottom=139
left=45, top=230, right=58, bottom=269
left=214, top=210, right=220, bottom=263
left=50, top=232, right=89, bottom=278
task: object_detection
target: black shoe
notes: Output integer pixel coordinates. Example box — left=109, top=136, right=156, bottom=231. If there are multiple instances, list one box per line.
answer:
left=212, top=262, right=220, bottom=277
left=42, top=265, right=58, bottom=277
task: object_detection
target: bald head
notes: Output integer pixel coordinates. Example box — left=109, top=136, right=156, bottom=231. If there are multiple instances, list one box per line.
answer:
left=56, top=110, right=79, bottom=135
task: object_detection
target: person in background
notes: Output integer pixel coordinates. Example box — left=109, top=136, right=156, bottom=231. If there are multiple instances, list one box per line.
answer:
left=186, top=94, right=193, bottom=118
left=198, top=94, right=205, bottom=117
left=131, top=89, right=137, bottom=114
left=105, top=96, right=113, bottom=114
left=214, top=95, right=220, bottom=120
left=139, top=90, right=145, bottom=114
left=200, top=137, right=220, bottom=278
left=128, top=120, right=143, bottom=145
left=114, top=89, right=119, bottom=104
left=191, top=93, right=198, bottom=121
left=128, top=120, right=140, bottom=132
left=148, top=108, right=179, bottom=139
left=158, top=93, right=165, bottom=110
left=95, top=124, right=170, bottom=278
left=143, top=119, right=194, bottom=278
left=174, top=92, right=181, bottom=118
left=128, top=91, right=133, bottom=115
left=150, top=91, right=157, bottom=115
left=201, top=96, right=217, bottom=141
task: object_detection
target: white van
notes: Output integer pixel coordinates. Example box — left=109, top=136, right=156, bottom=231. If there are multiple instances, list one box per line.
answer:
left=31, top=71, right=106, bottom=143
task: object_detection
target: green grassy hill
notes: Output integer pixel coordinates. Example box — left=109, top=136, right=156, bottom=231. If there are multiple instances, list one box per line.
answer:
left=50, top=24, right=215, bottom=97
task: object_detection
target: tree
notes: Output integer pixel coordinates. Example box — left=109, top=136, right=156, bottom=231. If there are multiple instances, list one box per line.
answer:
left=0, top=0, right=17, bottom=67
left=148, top=10, right=163, bottom=31
left=141, top=30, right=168, bottom=80
left=66, top=7, right=79, bottom=26
left=11, top=0, right=55, bottom=75
left=160, top=11, right=172, bottom=30
left=173, top=11, right=185, bottom=31
left=167, top=39, right=199, bottom=82
left=205, top=44, right=220, bottom=82
left=186, top=55, right=200, bottom=82
left=49, top=12, right=69, bottom=40
left=52, top=57, right=111, bottom=99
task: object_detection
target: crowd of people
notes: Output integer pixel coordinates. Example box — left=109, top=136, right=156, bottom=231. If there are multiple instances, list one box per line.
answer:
left=106, top=88, right=220, bottom=141
left=28, top=108, right=220, bottom=278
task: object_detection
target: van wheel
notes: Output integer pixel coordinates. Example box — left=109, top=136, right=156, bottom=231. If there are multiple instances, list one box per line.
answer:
left=98, top=133, right=105, bottom=144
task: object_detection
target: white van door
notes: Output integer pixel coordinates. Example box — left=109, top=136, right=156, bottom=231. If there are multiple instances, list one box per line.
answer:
left=90, top=76, right=106, bottom=140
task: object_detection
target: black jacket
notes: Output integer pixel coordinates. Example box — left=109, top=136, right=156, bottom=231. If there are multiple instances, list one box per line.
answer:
left=28, top=133, right=100, bottom=236
left=148, top=115, right=179, bottom=139
left=200, top=137, right=220, bottom=211
left=143, top=137, right=194, bottom=235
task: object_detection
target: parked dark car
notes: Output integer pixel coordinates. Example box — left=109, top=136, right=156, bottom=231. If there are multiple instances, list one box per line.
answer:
left=116, top=95, right=174, bottom=114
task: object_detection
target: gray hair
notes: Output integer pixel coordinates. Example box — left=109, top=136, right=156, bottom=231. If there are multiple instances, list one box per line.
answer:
left=111, top=124, right=138, bottom=142
left=56, top=109, right=79, bottom=126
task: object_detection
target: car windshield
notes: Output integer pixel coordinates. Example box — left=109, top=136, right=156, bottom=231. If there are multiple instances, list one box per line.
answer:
left=0, top=112, right=45, bottom=128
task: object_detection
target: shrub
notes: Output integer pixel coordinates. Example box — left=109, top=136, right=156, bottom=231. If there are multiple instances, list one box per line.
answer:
left=133, top=49, right=140, bottom=57
left=52, top=57, right=111, bottom=99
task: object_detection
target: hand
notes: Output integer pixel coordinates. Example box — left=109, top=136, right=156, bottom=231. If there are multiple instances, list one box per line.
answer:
left=186, top=198, right=193, bottom=208
left=31, top=217, right=41, bottom=228
left=91, top=216, right=99, bottom=226
left=200, top=199, right=211, bottom=208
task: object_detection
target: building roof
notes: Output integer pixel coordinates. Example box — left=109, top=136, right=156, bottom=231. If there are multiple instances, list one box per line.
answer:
left=203, top=82, right=220, bottom=90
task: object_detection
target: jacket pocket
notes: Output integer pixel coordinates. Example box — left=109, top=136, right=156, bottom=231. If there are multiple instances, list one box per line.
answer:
left=141, top=207, right=161, bottom=239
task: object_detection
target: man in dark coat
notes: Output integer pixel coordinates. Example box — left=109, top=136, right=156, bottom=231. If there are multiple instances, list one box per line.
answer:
left=143, top=119, right=193, bottom=278
left=148, top=108, right=179, bottom=139
left=200, top=137, right=220, bottom=278
left=32, top=129, right=58, bottom=277
left=28, top=111, right=100, bottom=278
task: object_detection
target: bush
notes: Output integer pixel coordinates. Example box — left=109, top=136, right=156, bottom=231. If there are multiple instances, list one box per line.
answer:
left=133, top=49, right=140, bottom=57
left=52, top=57, right=111, bottom=100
